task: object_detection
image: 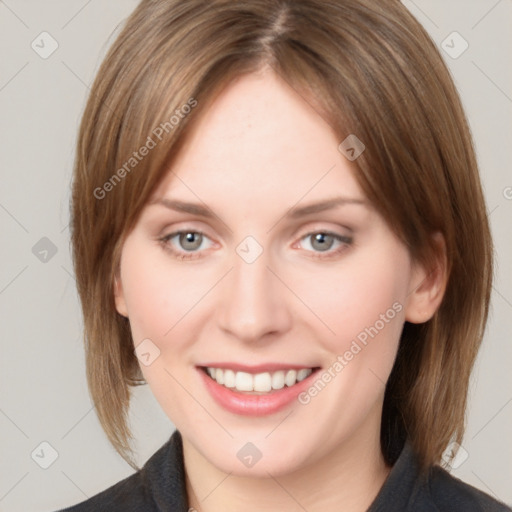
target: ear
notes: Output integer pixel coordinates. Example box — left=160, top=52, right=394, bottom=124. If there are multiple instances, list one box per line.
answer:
left=404, top=232, right=448, bottom=324
left=113, top=272, right=129, bottom=317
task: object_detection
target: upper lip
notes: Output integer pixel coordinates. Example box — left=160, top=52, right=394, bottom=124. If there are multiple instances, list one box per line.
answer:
left=198, top=362, right=319, bottom=373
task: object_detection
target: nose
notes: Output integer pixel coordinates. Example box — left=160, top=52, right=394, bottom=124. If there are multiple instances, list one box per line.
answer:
left=216, top=245, right=293, bottom=344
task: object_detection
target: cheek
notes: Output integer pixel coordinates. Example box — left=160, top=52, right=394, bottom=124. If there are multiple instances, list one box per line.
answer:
left=290, top=248, right=409, bottom=439
left=304, top=246, right=410, bottom=360
left=119, top=238, right=210, bottom=345
left=118, top=239, right=209, bottom=419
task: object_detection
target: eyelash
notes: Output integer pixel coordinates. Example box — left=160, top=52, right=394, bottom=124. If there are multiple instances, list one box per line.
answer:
left=159, top=229, right=353, bottom=261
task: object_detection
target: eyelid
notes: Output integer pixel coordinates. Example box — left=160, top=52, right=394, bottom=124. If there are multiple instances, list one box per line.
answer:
left=156, top=218, right=214, bottom=237
left=298, top=230, right=352, bottom=243
left=292, top=221, right=353, bottom=244
left=295, top=222, right=353, bottom=237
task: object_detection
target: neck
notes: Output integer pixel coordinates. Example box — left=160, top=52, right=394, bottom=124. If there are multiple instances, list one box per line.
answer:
left=183, top=423, right=391, bottom=512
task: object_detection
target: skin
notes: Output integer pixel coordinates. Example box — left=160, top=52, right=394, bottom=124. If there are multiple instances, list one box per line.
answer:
left=114, top=67, right=446, bottom=512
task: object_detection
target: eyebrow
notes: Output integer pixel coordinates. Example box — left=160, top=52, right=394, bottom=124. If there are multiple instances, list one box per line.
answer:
left=149, top=198, right=216, bottom=218
left=149, top=196, right=366, bottom=219
left=288, top=196, right=366, bottom=217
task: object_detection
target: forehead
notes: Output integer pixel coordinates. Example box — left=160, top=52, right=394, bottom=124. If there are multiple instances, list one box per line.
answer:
left=151, top=70, right=364, bottom=213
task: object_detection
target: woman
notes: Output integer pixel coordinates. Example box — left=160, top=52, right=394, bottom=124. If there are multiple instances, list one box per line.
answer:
left=60, top=0, right=510, bottom=510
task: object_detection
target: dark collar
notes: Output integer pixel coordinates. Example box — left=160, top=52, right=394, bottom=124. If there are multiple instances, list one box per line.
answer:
left=367, top=440, right=425, bottom=511
left=144, top=430, right=420, bottom=512
left=142, top=429, right=189, bottom=511
left=143, top=431, right=507, bottom=512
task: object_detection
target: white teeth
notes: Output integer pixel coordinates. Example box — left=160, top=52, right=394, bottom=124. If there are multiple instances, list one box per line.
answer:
left=235, top=371, right=253, bottom=391
left=254, top=372, right=272, bottom=392
left=205, top=367, right=313, bottom=392
left=285, top=370, right=297, bottom=387
left=271, top=371, right=285, bottom=390
left=297, top=369, right=311, bottom=382
left=224, top=369, right=236, bottom=388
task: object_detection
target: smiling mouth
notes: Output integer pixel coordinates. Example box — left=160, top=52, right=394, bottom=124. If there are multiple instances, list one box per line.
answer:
left=200, top=366, right=320, bottom=394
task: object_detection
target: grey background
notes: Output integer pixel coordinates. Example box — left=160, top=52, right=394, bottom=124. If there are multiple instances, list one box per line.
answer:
left=0, top=1, right=511, bottom=510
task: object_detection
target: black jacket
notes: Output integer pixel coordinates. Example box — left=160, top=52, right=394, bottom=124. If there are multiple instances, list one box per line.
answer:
left=58, top=430, right=511, bottom=511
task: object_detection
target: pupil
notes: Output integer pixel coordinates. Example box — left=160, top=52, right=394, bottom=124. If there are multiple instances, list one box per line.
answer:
left=181, top=232, right=201, bottom=250
left=313, top=233, right=333, bottom=252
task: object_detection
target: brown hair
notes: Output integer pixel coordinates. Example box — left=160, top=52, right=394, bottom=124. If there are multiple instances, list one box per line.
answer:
left=71, top=0, right=493, bottom=471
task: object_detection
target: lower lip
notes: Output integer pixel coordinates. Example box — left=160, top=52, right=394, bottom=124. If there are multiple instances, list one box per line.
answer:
left=198, top=368, right=318, bottom=416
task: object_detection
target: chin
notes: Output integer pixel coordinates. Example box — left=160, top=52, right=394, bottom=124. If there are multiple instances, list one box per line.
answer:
left=189, top=427, right=317, bottom=477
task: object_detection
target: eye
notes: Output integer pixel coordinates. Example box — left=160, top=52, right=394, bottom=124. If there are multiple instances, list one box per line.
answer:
left=159, top=230, right=214, bottom=260
left=298, top=231, right=353, bottom=258
left=159, top=229, right=352, bottom=261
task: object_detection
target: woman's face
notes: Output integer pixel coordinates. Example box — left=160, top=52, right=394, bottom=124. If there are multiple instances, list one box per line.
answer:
left=115, top=70, right=423, bottom=477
